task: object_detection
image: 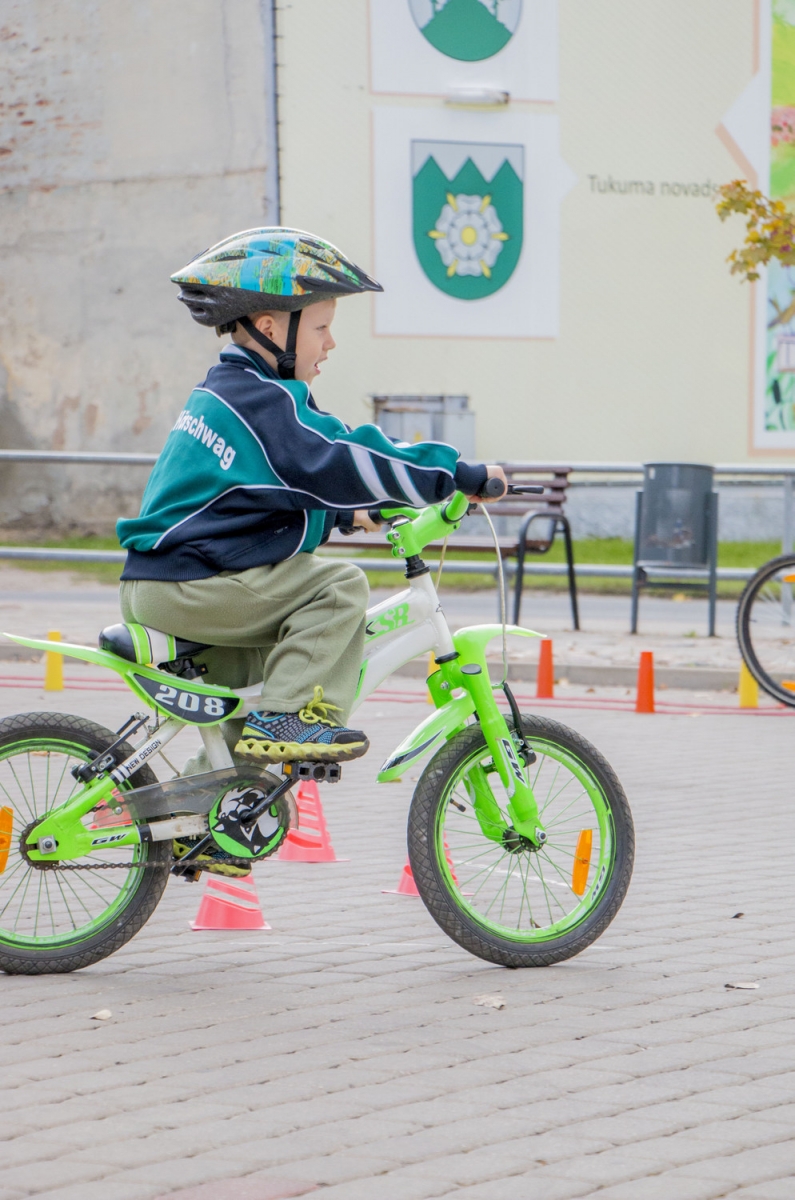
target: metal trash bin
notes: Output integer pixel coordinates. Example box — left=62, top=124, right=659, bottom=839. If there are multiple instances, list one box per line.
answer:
left=630, top=462, right=719, bottom=636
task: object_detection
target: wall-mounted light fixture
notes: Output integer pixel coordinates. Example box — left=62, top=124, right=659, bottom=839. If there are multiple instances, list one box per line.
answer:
left=443, top=88, right=510, bottom=109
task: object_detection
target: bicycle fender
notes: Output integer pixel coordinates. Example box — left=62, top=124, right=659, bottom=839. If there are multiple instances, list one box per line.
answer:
left=3, top=632, right=133, bottom=671
left=453, top=624, right=543, bottom=663
left=377, top=692, right=475, bottom=783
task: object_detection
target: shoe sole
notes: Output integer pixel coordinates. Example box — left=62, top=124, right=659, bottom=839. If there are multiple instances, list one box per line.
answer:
left=233, top=737, right=370, bottom=765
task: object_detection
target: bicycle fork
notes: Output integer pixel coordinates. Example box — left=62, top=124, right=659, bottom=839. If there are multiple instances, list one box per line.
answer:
left=432, top=655, right=547, bottom=848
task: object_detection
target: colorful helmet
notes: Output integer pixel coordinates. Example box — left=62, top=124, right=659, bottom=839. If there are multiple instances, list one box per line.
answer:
left=171, top=228, right=382, bottom=380
left=171, top=227, right=382, bottom=328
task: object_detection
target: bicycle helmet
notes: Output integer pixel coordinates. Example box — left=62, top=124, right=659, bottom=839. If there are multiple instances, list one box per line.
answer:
left=171, top=228, right=382, bottom=379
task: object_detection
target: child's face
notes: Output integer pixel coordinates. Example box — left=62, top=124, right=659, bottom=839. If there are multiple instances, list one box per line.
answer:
left=294, top=299, right=337, bottom=384
left=246, top=300, right=337, bottom=384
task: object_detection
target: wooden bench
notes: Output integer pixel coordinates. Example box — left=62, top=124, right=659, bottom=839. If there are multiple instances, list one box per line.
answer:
left=326, top=462, right=579, bottom=630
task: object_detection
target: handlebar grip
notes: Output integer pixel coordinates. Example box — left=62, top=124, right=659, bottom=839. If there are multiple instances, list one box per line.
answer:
left=479, top=476, right=508, bottom=500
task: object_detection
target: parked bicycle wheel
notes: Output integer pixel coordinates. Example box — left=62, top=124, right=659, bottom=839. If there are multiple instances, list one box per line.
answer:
left=408, top=714, right=634, bottom=968
left=737, top=553, right=795, bottom=707
left=0, top=712, right=171, bottom=975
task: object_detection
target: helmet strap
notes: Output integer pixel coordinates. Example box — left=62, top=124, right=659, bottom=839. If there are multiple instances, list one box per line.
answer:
left=239, top=312, right=301, bottom=380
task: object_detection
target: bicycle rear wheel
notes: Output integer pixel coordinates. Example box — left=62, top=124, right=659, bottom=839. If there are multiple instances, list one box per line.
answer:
left=0, top=712, right=170, bottom=975
left=737, top=553, right=795, bottom=706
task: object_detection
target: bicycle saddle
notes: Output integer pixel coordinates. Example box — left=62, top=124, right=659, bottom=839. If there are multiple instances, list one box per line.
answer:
left=99, top=622, right=212, bottom=668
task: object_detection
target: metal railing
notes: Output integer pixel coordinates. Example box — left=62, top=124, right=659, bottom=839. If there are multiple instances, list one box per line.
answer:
left=0, top=452, right=793, bottom=578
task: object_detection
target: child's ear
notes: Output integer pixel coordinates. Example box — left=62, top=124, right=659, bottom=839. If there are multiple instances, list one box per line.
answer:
left=251, top=311, right=275, bottom=338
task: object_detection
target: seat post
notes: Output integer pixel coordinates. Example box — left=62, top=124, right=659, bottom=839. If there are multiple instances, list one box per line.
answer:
left=199, top=725, right=236, bottom=770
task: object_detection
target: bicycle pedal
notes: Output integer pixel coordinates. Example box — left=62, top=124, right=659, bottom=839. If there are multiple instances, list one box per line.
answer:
left=171, top=863, right=203, bottom=882
left=293, top=762, right=342, bottom=784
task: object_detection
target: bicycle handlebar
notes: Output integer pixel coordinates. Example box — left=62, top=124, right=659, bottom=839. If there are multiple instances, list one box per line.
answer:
left=480, top=480, right=546, bottom=499
left=361, top=482, right=546, bottom=532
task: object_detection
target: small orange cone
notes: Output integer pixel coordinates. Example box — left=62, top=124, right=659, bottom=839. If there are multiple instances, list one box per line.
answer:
left=278, top=779, right=343, bottom=863
left=383, top=839, right=456, bottom=896
left=190, top=872, right=270, bottom=930
left=635, top=651, right=655, bottom=713
left=383, top=859, right=420, bottom=896
left=90, top=790, right=133, bottom=829
left=536, top=638, right=554, bottom=699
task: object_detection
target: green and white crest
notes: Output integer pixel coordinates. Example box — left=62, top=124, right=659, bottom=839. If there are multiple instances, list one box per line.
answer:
left=408, top=0, right=523, bottom=62
left=412, top=140, right=523, bottom=300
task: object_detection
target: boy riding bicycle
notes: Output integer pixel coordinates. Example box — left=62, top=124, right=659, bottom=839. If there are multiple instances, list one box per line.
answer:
left=117, top=228, right=505, bottom=767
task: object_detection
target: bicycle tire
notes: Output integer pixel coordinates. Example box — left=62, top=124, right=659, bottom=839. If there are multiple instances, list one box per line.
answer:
left=0, top=712, right=170, bottom=975
left=737, top=553, right=795, bottom=708
left=407, top=714, right=634, bottom=968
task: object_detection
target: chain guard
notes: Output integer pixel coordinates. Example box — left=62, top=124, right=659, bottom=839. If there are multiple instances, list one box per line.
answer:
left=208, top=778, right=293, bottom=860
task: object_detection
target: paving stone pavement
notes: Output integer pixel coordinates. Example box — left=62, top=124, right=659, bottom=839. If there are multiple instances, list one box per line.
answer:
left=0, top=674, right=794, bottom=1199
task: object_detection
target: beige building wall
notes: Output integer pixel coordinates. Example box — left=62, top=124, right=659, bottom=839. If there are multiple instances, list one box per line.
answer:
left=0, top=0, right=277, bottom=531
left=0, top=0, right=773, bottom=534
left=278, top=0, right=763, bottom=465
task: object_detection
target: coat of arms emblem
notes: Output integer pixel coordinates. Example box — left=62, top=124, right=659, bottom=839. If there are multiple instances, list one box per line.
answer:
left=412, top=140, right=523, bottom=300
left=408, top=0, right=523, bottom=62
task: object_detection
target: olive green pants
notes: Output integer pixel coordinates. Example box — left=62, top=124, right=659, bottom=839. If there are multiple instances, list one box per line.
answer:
left=119, top=554, right=369, bottom=721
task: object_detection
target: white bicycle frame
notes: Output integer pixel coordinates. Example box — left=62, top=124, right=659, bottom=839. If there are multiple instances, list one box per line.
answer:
left=185, top=571, right=453, bottom=771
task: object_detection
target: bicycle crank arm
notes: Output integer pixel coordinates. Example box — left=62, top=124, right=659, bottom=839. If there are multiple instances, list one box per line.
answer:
left=239, top=772, right=296, bottom=830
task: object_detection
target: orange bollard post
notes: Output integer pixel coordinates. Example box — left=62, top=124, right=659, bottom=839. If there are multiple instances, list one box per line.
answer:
left=635, top=651, right=655, bottom=713
left=536, top=638, right=554, bottom=699
left=44, top=630, right=63, bottom=692
left=738, top=662, right=759, bottom=709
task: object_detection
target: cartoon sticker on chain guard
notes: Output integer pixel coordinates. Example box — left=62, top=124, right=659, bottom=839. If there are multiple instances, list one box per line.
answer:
left=209, top=781, right=291, bottom=859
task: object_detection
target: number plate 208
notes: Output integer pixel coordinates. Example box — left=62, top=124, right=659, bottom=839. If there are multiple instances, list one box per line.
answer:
left=132, top=675, right=241, bottom=724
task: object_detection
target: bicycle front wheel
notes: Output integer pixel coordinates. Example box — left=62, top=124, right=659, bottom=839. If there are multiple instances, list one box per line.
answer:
left=0, top=712, right=170, bottom=975
left=408, top=714, right=634, bottom=967
left=737, top=553, right=795, bottom=706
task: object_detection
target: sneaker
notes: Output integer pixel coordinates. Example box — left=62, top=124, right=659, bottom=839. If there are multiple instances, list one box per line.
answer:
left=172, top=838, right=252, bottom=878
left=235, top=685, right=369, bottom=764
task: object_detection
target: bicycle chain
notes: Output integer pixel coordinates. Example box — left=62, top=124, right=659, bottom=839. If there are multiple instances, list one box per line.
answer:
left=33, top=860, right=159, bottom=871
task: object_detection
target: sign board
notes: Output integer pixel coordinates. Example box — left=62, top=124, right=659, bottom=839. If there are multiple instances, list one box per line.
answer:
left=370, top=0, right=558, bottom=102
left=373, top=106, right=574, bottom=337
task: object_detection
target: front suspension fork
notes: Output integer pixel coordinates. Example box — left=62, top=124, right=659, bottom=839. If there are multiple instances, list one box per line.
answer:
left=454, top=664, right=546, bottom=847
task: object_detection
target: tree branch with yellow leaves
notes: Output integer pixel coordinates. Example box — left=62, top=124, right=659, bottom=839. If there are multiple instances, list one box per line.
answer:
left=717, top=180, right=795, bottom=327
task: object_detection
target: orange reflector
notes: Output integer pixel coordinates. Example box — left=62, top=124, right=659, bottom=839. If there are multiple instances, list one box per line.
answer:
left=0, top=807, right=12, bottom=874
left=571, top=829, right=593, bottom=896
left=783, top=681, right=795, bottom=693
left=783, top=575, right=795, bottom=583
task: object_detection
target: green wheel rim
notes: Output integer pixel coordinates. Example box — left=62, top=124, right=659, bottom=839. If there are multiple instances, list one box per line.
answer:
left=434, top=735, right=615, bottom=943
left=0, top=737, right=151, bottom=950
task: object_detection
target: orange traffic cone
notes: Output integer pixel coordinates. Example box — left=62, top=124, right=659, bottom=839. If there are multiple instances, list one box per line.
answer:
left=278, top=779, right=343, bottom=863
left=383, top=840, right=457, bottom=896
left=536, top=638, right=554, bottom=699
left=383, top=859, right=420, bottom=896
left=190, top=872, right=270, bottom=930
left=635, top=651, right=655, bottom=713
left=443, top=835, right=459, bottom=886
left=90, top=790, right=133, bottom=829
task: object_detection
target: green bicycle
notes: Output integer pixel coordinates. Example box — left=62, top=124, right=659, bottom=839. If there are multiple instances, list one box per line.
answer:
left=0, top=488, right=634, bottom=974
